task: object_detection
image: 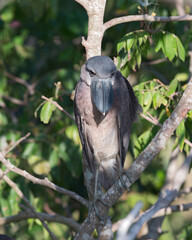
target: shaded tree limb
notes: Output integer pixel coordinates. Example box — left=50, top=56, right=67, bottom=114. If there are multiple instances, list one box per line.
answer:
left=153, top=202, right=192, bottom=218
left=116, top=201, right=143, bottom=240
left=126, top=149, right=192, bottom=240
left=0, top=169, right=57, bottom=240
left=0, top=211, right=81, bottom=232
left=97, top=217, right=113, bottom=240
left=0, top=153, right=89, bottom=208
left=112, top=202, right=192, bottom=234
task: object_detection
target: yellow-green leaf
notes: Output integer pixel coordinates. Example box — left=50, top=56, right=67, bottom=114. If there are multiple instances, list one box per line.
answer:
left=40, top=100, right=55, bottom=124
left=166, top=79, right=178, bottom=96
left=176, top=37, right=185, bottom=62
left=176, top=120, right=185, bottom=151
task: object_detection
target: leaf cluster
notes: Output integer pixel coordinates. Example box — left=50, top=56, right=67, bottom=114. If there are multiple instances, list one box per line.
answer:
left=117, top=30, right=185, bottom=77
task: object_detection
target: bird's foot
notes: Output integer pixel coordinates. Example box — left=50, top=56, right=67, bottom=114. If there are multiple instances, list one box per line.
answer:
left=92, top=196, right=109, bottom=221
left=116, top=170, right=131, bottom=192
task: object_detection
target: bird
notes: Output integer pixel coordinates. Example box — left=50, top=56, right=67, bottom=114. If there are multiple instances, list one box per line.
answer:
left=74, top=56, right=141, bottom=210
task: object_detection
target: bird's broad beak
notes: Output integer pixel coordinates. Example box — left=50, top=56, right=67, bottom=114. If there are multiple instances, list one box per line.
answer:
left=91, top=78, right=114, bottom=115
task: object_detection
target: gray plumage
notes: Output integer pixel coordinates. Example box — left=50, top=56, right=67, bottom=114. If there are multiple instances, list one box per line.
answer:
left=74, top=56, right=141, bottom=191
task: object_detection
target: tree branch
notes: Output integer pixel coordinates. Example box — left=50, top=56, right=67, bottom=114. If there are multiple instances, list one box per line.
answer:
left=0, top=211, right=80, bottom=232
left=0, top=153, right=89, bottom=208
left=3, top=95, right=26, bottom=106
left=153, top=202, right=192, bottom=218
left=104, top=14, right=192, bottom=31
left=5, top=72, right=36, bottom=95
left=4, top=132, right=31, bottom=156
left=116, top=201, right=143, bottom=240
left=126, top=149, right=192, bottom=240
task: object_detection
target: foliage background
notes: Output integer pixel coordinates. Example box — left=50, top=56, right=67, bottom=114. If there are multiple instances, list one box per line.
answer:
left=0, top=0, right=192, bottom=239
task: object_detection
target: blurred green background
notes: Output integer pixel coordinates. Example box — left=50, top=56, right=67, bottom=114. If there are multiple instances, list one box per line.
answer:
left=0, top=0, right=192, bottom=239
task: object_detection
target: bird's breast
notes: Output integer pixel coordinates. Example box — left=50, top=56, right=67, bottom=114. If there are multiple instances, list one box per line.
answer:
left=75, top=80, right=120, bottom=160
left=86, top=111, right=119, bottom=160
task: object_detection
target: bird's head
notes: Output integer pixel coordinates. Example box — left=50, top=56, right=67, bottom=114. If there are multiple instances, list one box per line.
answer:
left=83, top=56, right=117, bottom=115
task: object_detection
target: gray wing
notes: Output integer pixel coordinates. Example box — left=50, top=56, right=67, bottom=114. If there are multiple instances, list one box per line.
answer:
left=117, top=72, right=142, bottom=167
left=74, top=82, right=95, bottom=173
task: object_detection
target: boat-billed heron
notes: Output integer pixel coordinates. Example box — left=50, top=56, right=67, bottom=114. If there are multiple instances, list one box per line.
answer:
left=74, top=56, right=141, bottom=215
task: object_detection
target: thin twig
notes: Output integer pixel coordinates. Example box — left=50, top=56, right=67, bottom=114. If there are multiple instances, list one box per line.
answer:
left=4, top=133, right=31, bottom=156
left=41, top=95, right=75, bottom=122
left=5, top=72, right=36, bottom=95
left=140, top=112, right=192, bottom=148
left=0, top=153, right=89, bottom=207
left=142, top=59, right=167, bottom=66
left=0, top=169, right=10, bottom=181
left=154, top=79, right=168, bottom=90
left=3, top=95, right=26, bottom=106
left=140, top=112, right=161, bottom=126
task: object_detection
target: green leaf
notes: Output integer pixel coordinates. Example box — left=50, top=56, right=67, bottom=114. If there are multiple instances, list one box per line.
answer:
left=150, top=80, right=156, bottom=90
left=1, top=198, right=11, bottom=216
left=174, top=73, right=188, bottom=82
left=1, top=8, right=14, bottom=22
left=134, top=130, right=152, bottom=158
left=135, top=91, right=144, bottom=107
left=49, top=148, right=59, bottom=168
left=130, top=56, right=137, bottom=71
left=135, top=50, right=142, bottom=68
left=28, top=155, right=50, bottom=175
left=121, top=64, right=130, bottom=77
left=176, top=120, right=185, bottom=151
left=153, top=32, right=164, bottom=52
left=117, top=32, right=136, bottom=53
left=40, top=100, right=55, bottom=124
left=152, top=92, right=167, bottom=109
left=166, top=79, right=178, bottom=96
left=137, top=30, right=150, bottom=46
left=116, top=56, right=122, bottom=69
left=117, top=40, right=125, bottom=53
left=176, top=37, right=185, bottom=61
left=127, top=36, right=135, bottom=51
left=143, top=92, right=152, bottom=106
left=163, top=33, right=177, bottom=61
left=65, top=125, right=80, bottom=145
left=9, top=189, right=20, bottom=214
left=133, top=82, right=145, bottom=91
left=152, top=92, right=158, bottom=109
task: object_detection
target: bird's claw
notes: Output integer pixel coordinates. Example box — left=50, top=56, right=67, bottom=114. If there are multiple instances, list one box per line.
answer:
left=93, top=197, right=109, bottom=221
left=116, top=170, right=131, bottom=192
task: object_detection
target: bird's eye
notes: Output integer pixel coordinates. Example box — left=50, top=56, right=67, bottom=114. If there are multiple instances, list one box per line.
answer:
left=110, top=72, right=115, bottom=78
left=89, top=70, right=96, bottom=77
